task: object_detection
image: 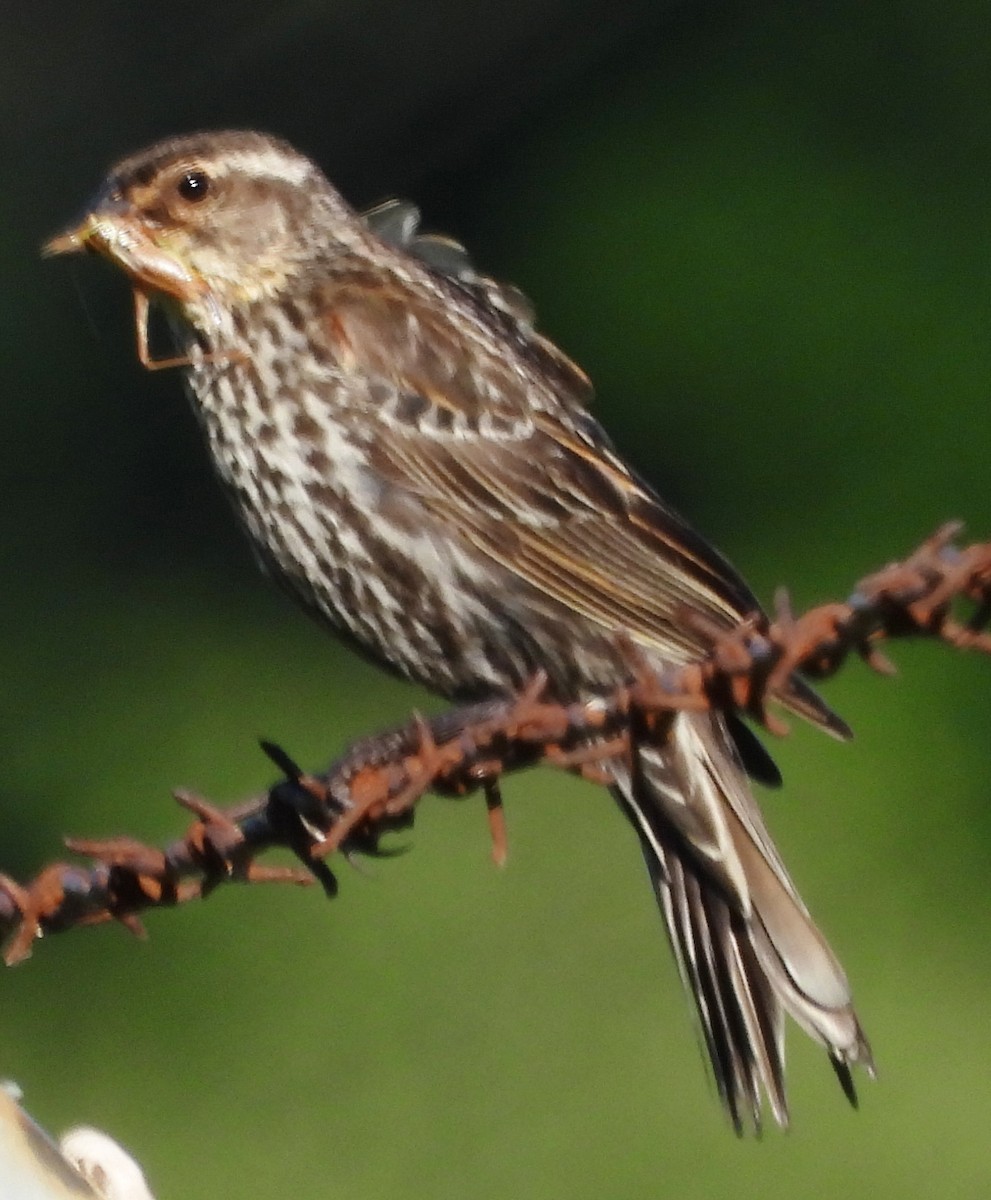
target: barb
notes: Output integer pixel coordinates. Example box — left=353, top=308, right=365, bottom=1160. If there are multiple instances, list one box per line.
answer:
left=2, top=525, right=990, bottom=964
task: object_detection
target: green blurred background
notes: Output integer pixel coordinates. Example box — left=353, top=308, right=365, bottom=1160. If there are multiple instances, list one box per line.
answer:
left=3, top=1, right=991, bottom=1196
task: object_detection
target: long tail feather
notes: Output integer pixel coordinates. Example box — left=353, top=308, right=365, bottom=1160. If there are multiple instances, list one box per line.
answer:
left=611, top=711, right=873, bottom=1132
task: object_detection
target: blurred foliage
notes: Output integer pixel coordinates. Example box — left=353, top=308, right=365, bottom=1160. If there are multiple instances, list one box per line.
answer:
left=2, top=2, right=991, bottom=1197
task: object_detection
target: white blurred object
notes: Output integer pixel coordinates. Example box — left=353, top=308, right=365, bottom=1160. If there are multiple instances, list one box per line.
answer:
left=59, top=1128, right=156, bottom=1200
left=0, top=1085, right=156, bottom=1200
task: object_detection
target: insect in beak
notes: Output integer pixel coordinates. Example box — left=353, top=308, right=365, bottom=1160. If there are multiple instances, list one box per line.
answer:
left=43, top=206, right=237, bottom=371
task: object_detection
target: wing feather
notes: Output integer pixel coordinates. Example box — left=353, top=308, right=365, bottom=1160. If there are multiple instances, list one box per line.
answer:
left=317, top=272, right=756, bottom=661
left=312, top=261, right=869, bottom=1126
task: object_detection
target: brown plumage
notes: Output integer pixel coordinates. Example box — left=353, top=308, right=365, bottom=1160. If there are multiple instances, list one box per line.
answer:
left=45, top=130, right=874, bottom=1131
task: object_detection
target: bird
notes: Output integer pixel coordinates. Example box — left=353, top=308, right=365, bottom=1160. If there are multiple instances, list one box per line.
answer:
left=44, top=130, right=873, bottom=1131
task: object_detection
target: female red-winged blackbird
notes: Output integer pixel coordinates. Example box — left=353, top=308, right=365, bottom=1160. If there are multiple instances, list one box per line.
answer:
left=45, top=130, right=872, bottom=1131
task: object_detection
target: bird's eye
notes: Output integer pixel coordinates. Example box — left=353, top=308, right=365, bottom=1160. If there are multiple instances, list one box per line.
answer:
left=176, top=169, right=210, bottom=202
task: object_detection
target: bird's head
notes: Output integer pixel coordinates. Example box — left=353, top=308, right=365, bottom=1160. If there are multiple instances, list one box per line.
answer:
left=43, top=130, right=356, bottom=314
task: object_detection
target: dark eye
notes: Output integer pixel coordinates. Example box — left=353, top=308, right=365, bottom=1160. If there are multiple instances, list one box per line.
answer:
left=176, top=169, right=210, bottom=202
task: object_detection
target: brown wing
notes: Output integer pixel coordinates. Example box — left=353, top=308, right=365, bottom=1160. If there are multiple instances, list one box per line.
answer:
left=317, top=269, right=871, bottom=1128
left=318, top=269, right=757, bottom=664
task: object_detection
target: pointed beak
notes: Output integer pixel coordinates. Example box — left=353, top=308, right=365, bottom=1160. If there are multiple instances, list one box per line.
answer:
left=42, top=197, right=208, bottom=308
left=42, top=190, right=134, bottom=258
left=41, top=218, right=98, bottom=258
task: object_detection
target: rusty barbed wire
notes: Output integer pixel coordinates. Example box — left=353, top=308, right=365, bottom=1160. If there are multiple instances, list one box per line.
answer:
left=1, top=523, right=989, bottom=966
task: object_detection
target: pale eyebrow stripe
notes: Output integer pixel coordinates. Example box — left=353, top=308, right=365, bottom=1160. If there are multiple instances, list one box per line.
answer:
left=212, top=148, right=315, bottom=186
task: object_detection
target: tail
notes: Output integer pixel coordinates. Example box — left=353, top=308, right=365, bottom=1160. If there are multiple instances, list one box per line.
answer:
left=611, top=710, right=874, bottom=1133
